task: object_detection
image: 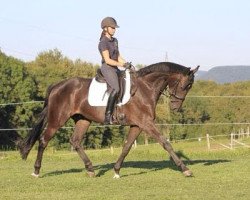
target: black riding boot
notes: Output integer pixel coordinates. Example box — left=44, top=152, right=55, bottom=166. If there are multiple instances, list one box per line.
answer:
left=104, top=90, right=118, bottom=125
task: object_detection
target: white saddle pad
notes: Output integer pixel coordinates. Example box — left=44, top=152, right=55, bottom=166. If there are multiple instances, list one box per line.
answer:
left=88, top=70, right=131, bottom=106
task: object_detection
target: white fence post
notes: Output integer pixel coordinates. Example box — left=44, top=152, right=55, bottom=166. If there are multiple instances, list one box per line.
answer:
left=206, top=134, right=210, bottom=150
left=230, top=132, right=234, bottom=150
left=110, top=146, right=114, bottom=154
left=133, top=140, right=137, bottom=149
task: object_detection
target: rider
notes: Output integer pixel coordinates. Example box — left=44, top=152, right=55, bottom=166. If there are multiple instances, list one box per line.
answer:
left=98, top=17, right=127, bottom=124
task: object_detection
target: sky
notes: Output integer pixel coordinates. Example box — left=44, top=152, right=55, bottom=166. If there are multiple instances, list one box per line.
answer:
left=0, top=0, right=250, bottom=71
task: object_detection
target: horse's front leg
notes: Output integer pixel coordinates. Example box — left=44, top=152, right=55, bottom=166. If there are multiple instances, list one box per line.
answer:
left=113, top=125, right=141, bottom=178
left=144, top=123, right=193, bottom=177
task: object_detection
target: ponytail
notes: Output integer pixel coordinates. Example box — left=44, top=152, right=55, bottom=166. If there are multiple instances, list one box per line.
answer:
left=99, top=30, right=106, bottom=41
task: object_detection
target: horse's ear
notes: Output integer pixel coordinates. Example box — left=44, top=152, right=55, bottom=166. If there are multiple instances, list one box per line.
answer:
left=190, top=65, right=200, bottom=74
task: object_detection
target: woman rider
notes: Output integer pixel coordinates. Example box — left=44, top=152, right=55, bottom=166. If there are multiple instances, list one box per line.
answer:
left=98, top=17, right=127, bottom=124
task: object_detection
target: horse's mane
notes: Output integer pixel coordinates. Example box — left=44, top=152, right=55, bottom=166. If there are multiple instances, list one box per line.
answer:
left=137, top=62, right=190, bottom=77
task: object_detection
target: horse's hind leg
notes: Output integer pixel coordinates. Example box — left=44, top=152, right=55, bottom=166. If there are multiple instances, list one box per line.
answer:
left=70, top=118, right=95, bottom=177
left=32, top=126, right=58, bottom=177
left=113, top=125, right=141, bottom=178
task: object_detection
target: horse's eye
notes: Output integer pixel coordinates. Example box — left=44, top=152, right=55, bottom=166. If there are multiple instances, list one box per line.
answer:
left=186, top=84, right=192, bottom=90
left=182, top=83, right=191, bottom=90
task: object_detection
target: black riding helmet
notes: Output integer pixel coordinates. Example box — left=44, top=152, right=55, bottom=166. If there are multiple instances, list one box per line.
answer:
left=101, top=17, right=119, bottom=29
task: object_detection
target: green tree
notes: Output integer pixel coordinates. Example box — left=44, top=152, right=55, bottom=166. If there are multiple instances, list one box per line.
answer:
left=26, top=49, right=98, bottom=98
left=84, top=127, right=103, bottom=149
left=0, top=51, right=38, bottom=148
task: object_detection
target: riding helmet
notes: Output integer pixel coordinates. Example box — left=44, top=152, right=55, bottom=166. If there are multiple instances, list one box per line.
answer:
left=101, top=17, right=119, bottom=29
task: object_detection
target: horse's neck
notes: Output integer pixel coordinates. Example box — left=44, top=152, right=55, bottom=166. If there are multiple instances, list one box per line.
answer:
left=138, top=72, right=168, bottom=99
left=145, top=72, right=169, bottom=86
left=138, top=72, right=180, bottom=99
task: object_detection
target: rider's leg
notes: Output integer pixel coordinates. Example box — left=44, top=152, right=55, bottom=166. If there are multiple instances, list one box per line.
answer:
left=101, top=64, right=120, bottom=124
left=104, top=89, right=118, bottom=124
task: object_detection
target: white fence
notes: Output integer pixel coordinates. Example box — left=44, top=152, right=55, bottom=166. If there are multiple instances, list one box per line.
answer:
left=206, top=129, right=250, bottom=150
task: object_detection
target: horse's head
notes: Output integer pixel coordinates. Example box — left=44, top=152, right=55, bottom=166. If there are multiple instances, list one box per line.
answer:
left=168, top=66, right=199, bottom=111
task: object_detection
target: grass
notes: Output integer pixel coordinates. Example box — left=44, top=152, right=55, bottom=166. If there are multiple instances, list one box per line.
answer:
left=0, top=141, right=250, bottom=200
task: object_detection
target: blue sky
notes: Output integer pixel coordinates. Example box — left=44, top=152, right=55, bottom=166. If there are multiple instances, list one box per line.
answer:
left=0, top=0, right=250, bottom=70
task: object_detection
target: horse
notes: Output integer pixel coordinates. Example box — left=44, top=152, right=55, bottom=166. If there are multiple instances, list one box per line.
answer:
left=18, top=62, right=199, bottom=178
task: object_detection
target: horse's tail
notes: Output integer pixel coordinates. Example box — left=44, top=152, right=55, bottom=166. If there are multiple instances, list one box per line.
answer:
left=18, top=85, right=54, bottom=160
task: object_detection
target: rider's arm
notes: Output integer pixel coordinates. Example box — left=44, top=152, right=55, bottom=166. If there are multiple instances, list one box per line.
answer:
left=102, top=50, right=125, bottom=67
left=118, top=54, right=126, bottom=64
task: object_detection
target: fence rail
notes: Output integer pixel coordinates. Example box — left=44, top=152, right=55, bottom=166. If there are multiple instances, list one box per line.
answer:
left=206, top=131, right=250, bottom=150
left=0, top=123, right=250, bottom=132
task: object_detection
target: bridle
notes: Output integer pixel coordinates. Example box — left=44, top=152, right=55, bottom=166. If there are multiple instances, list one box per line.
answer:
left=160, top=76, right=187, bottom=101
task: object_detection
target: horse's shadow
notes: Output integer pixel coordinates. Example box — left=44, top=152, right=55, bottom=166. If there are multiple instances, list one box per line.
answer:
left=42, top=155, right=231, bottom=178
left=94, top=158, right=230, bottom=177
left=42, top=168, right=84, bottom=177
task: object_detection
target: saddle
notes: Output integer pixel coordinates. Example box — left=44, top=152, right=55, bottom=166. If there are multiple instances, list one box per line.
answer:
left=88, top=68, right=137, bottom=124
left=95, top=69, right=126, bottom=103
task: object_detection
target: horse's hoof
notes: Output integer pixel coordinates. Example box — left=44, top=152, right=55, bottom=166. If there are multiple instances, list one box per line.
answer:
left=113, top=173, right=120, bottom=179
left=183, top=170, right=193, bottom=177
left=31, top=172, right=39, bottom=178
left=86, top=171, right=96, bottom=178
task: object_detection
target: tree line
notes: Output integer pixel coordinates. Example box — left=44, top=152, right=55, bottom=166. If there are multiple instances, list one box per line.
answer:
left=0, top=49, right=249, bottom=150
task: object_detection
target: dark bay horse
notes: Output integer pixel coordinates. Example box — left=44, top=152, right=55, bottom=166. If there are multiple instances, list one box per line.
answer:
left=18, top=62, right=199, bottom=178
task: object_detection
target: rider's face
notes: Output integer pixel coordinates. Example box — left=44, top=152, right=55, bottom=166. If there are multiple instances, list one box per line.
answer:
left=106, top=27, right=116, bottom=36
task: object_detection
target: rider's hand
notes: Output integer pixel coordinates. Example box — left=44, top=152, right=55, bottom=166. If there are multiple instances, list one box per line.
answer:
left=123, top=62, right=132, bottom=69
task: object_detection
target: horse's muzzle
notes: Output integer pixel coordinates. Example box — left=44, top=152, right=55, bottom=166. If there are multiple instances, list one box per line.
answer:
left=170, top=101, right=183, bottom=112
left=170, top=107, right=181, bottom=112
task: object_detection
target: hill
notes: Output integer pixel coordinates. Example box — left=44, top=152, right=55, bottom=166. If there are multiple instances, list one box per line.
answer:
left=196, top=65, right=250, bottom=83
